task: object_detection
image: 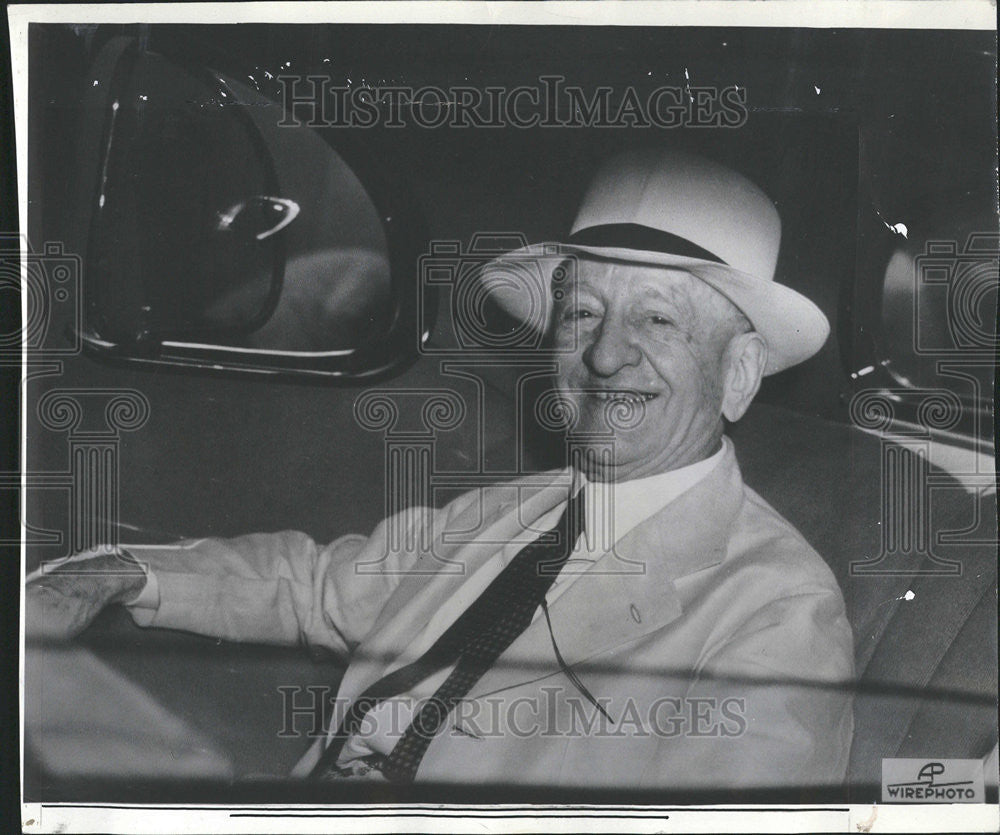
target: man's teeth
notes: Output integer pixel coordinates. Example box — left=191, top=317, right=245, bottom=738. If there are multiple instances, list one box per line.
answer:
left=592, top=391, right=656, bottom=402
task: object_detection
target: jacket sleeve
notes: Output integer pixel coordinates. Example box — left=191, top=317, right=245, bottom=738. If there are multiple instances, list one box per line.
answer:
left=123, top=504, right=445, bottom=660
left=638, top=585, right=855, bottom=790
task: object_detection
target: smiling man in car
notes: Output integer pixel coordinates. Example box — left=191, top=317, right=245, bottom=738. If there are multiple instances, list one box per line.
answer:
left=27, top=149, right=854, bottom=791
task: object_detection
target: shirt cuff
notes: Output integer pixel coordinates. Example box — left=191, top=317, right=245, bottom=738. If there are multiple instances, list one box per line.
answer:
left=123, top=566, right=159, bottom=611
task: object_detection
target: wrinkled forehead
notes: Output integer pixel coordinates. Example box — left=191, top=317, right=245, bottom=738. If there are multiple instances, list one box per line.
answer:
left=567, top=257, right=738, bottom=318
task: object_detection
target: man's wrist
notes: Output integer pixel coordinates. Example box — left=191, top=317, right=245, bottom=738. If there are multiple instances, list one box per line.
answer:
left=106, top=549, right=149, bottom=603
left=112, top=569, right=149, bottom=603
left=43, top=548, right=150, bottom=605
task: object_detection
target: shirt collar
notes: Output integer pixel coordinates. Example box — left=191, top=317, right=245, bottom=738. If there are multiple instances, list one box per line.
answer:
left=573, top=436, right=730, bottom=552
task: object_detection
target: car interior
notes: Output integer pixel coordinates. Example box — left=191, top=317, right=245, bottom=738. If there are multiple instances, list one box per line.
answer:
left=19, top=23, right=997, bottom=804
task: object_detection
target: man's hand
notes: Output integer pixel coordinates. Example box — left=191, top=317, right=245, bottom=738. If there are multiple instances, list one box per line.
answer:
left=25, top=550, right=148, bottom=642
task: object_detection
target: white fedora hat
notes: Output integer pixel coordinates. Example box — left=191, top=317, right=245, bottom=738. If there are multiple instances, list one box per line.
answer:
left=479, top=148, right=830, bottom=375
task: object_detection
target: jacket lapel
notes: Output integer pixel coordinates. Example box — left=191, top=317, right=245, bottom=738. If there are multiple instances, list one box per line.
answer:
left=467, top=443, right=746, bottom=698
left=343, top=470, right=575, bottom=690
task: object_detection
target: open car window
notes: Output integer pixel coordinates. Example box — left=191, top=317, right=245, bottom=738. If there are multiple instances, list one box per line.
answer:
left=78, top=37, right=427, bottom=378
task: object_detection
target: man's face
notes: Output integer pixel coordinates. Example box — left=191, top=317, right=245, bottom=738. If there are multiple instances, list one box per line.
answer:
left=552, top=258, right=751, bottom=481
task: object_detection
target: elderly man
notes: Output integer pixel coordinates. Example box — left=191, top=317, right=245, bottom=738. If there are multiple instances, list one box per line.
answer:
left=26, top=149, right=854, bottom=790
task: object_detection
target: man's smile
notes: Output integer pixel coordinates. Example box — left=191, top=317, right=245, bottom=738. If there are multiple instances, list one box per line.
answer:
left=586, top=389, right=658, bottom=404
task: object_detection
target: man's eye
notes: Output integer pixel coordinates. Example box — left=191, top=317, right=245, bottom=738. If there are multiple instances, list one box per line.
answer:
left=649, top=315, right=674, bottom=326
left=563, top=308, right=595, bottom=321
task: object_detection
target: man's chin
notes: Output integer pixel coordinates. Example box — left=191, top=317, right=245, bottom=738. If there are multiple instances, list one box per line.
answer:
left=573, top=445, right=643, bottom=482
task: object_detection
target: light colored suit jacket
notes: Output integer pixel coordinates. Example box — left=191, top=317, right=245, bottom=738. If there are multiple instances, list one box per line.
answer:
left=130, top=442, right=854, bottom=789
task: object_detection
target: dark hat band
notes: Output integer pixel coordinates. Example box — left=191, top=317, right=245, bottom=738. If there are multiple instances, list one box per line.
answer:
left=566, top=223, right=727, bottom=265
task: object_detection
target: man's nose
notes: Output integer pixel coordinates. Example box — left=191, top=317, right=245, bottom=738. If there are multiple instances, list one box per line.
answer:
left=582, top=320, right=642, bottom=376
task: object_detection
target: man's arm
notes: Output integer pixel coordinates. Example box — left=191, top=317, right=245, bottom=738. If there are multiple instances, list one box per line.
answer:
left=25, top=503, right=443, bottom=656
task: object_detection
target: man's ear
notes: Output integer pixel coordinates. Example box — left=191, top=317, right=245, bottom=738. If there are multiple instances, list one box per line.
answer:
left=721, top=331, right=767, bottom=422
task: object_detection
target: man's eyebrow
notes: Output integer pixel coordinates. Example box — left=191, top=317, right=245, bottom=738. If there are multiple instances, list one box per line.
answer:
left=636, top=282, right=686, bottom=308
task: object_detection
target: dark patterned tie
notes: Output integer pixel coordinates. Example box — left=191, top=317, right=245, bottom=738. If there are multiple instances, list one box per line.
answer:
left=310, top=486, right=586, bottom=782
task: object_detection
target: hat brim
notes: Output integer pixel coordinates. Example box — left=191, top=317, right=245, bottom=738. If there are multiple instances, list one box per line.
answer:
left=479, top=243, right=830, bottom=376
